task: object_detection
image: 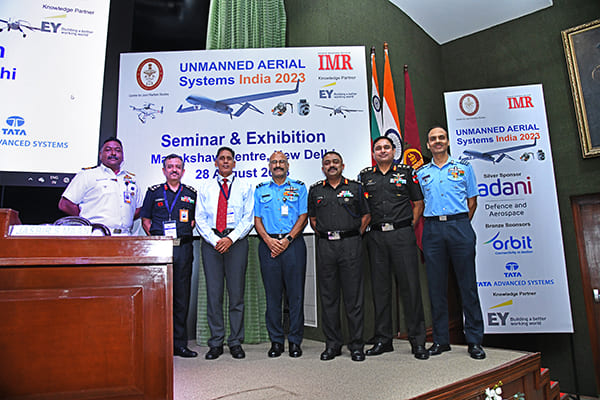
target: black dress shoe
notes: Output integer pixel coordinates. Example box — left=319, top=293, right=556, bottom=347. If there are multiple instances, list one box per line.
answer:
left=351, top=349, right=365, bottom=362
left=468, top=344, right=486, bottom=360
left=320, top=347, right=341, bottom=361
left=268, top=342, right=284, bottom=358
left=365, top=341, right=393, bottom=356
left=412, top=345, right=429, bottom=360
left=174, top=346, right=198, bottom=358
left=428, top=342, right=451, bottom=356
left=289, top=342, right=302, bottom=358
left=205, top=346, right=224, bottom=360
left=229, top=345, right=245, bottom=359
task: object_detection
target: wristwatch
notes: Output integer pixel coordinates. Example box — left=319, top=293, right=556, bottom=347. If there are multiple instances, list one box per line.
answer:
left=286, top=234, right=294, bottom=243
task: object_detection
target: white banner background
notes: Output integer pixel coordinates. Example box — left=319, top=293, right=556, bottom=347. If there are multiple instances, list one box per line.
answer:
left=444, top=84, right=573, bottom=333
left=0, top=0, right=110, bottom=174
left=116, top=46, right=372, bottom=194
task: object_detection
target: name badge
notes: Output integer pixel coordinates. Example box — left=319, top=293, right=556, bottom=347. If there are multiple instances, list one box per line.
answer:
left=227, top=209, right=235, bottom=224
left=163, top=220, right=177, bottom=238
left=281, top=204, right=289, bottom=216
left=123, top=191, right=131, bottom=204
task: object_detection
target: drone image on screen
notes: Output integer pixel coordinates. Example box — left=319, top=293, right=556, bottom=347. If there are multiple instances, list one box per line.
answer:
left=0, top=18, right=41, bottom=37
left=315, top=104, right=363, bottom=118
left=130, top=103, right=164, bottom=124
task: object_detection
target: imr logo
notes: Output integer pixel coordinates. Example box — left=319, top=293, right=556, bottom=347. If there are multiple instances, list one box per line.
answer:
left=508, top=96, right=534, bottom=109
left=318, top=54, right=353, bottom=70
left=6, top=116, right=25, bottom=127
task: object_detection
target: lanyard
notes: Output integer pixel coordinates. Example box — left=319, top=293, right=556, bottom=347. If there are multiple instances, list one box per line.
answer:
left=163, top=184, right=183, bottom=219
left=219, top=177, right=232, bottom=200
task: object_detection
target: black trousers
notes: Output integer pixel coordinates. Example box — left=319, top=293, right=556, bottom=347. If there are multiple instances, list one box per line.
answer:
left=367, top=226, right=426, bottom=345
left=316, top=235, right=365, bottom=351
left=173, top=241, right=194, bottom=348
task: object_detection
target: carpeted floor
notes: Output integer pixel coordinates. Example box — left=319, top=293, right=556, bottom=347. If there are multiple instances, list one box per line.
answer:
left=174, top=339, right=528, bottom=399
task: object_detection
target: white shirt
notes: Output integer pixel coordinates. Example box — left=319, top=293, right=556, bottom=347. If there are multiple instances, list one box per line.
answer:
left=62, top=164, right=143, bottom=233
left=196, top=175, right=254, bottom=247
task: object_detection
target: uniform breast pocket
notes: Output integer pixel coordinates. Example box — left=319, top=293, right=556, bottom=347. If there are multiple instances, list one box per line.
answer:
left=338, top=196, right=358, bottom=214
left=364, top=183, right=377, bottom=198
left=259, top=193, right=273, bottom=205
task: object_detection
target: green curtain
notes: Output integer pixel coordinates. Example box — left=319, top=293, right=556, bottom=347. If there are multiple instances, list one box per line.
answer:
left=197, top=0, right=286, bottom=345
left=206, top=0, right=287, bottom=50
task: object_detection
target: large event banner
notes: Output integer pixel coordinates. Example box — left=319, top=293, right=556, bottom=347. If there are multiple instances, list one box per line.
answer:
left=444, top=84, right=573, bottom=333
left=116, top=47, right=371, bottom=195
left=0, top=0, right=110, bottom=174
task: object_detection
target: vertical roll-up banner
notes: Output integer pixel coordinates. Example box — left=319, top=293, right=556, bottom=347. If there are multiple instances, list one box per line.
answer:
left=444, top=84, right=573, bottom=333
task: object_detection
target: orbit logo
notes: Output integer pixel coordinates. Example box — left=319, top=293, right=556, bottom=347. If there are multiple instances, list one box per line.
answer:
left=484, top=232, right=533, bottom=255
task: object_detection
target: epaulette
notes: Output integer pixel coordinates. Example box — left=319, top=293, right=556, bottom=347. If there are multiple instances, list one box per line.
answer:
left=310, top=180, right=324, bottom=188
left=393, top=162, right=409, bottom=169
left=82, top=165, right=98, bottom=170
left=182, top=183, right=197, bottom=193
left=359, top=166, right=375, bottom=174
left=256, top=181, right=268, bottom=188
left=123, top=170, right=136, bottom=176
left=149, top=184, right=161, bottom=191
left=293, top=179, right=304, bottom=185
left=458, top=159, right=471, bottom=166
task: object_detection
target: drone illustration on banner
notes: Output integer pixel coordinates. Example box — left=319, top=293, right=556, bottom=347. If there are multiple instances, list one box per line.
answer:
left=177, top=81, right=300, bottom=118
left=315, top=104, right=363, bottom=118
left=130, top=103, right=164, bottom=124
left=459, top=139, right=537, bottom=163
left=0, top=18, right=41, bottom=37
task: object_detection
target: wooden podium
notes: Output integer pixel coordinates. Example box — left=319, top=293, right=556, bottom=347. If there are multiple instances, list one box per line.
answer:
left=0, top=209, right=174, bottom=400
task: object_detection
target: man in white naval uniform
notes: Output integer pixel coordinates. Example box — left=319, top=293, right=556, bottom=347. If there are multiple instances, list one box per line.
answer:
left=59, top=137, right=142, bottom=235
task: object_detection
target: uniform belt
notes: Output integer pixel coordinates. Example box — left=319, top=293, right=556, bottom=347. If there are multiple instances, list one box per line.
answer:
left=318, top=230, right=360, bottom=241
left=425, top=212, right=469, bottom=222
left=111, top=228, right=131, bottom=235
left=268, top=233, right=289, bottom=239
left=213, top=228, right=234, bottom=238
left=369, top=220, right=412, bottom=232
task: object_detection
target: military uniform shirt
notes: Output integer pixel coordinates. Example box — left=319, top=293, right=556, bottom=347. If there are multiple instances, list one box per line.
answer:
left=308, top=177, right=369, bottom=233
left=254, top=178, right=307, bottom=234
left=140, top=183, right=197, bottom=237
left=358, top=163, right=423, bottom=225
left=416, top=157, right=478, bottom=217
left=62, top=164, right=142, bottom=232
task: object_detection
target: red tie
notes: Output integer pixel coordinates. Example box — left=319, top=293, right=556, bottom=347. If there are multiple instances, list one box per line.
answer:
left=216, top=178, right=228, bottom=232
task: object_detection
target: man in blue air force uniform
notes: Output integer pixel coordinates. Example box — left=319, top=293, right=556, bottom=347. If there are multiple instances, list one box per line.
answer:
left=254, top=151, right=308, bottom=358
left=416, top=125, right=485, bottom=360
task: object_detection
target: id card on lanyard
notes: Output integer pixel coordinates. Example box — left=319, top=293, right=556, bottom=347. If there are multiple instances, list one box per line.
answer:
left=163, top=185, right=182, bottom=237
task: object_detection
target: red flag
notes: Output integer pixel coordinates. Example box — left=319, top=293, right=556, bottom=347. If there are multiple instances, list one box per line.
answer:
left=403, top=65, right=425, bottom=250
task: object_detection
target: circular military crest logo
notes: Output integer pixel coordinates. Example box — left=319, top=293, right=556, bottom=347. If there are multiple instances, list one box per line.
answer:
left=459, top=93, right=479, bottom=116
left=136, top=58, right=164, bottom=91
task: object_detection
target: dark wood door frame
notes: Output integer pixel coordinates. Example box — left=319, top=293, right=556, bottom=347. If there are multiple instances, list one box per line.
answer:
left=571, top=193, right=600, bottom=391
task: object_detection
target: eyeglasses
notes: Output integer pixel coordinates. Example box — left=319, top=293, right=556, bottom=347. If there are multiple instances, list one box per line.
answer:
left=269, top=160, right=287, bottom=165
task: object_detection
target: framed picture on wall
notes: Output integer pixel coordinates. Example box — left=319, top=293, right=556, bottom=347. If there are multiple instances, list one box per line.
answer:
left=562, top=19, right=600, bottom=158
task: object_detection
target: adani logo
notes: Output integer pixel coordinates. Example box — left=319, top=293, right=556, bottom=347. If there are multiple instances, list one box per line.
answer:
left=484, top=232, right=533, bottom=254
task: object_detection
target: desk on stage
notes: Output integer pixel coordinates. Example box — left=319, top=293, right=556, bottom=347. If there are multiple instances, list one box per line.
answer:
left=0, top=208, right=174, bottom=400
